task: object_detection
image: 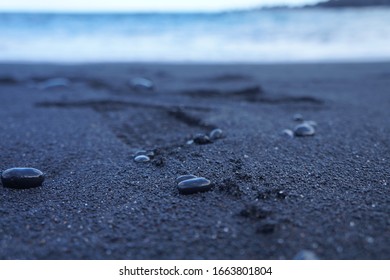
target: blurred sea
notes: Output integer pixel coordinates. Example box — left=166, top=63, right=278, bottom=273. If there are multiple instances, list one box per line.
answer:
left=1, top=8, right=390, bottom=63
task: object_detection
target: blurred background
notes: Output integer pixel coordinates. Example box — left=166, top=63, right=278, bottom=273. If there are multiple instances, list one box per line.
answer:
left=0, top=0, right=389, bottom=63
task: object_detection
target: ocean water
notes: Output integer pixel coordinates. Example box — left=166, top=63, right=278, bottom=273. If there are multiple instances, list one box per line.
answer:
left=0, top=8, right=390, bottom=63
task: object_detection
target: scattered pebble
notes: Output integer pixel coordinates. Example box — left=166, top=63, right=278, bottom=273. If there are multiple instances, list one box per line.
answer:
left=176, top=174, right=197, bottom=184
left=1, top=167, right=45, bottom=189
left=135, top=149, right=154, bottom=157
left=193, top=134, right=212, bottom=145
left=294, top=123, right=315, bottom=137
left=177, top=177, right=212, bottom=195
left=38, top=78, right=70, bottom=90
left=129, top=77, right=154, bottom=91
left=134, top=155, right=150, bottom=162
left=209, top=128, right=223, bottom=140
left=293, top=113, right=304, bottom=122
left=293, top=250, right=319, bottom=260
left=135, top=150, right=147, bottom=156
left=304, top=120, right=318, bottom=127
left=282, top=129, right=294, bottom=137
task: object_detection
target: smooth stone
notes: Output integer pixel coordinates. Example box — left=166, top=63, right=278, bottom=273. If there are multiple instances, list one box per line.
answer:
left=282, top=129, right=294, bottom=137
left=129, top=77, right=154, bottom=91
left=293, top=113, right=304, bottom=122
left=209, top=128, right=223, bottom=140
left=176, top=174, right=198, bottom=184
left=193, top=134, right=212, bottom=145
left=304, top=120, right=318, bottom=127
left=134, top=155, right=150, bottom=162
left=293, top=250, right=319, bottom=260
left=38, top=78, right=70, bottom=90
left=294, top=123, right=315, bottom=137
left=177, top=177, right=212, bottom=195
left=135, top=150, right=154, bottom=157
left=1, top=167, right=44, bottom=189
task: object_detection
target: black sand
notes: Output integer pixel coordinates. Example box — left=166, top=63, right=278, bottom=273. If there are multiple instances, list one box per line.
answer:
left=0, top=62, right=389, bottom=259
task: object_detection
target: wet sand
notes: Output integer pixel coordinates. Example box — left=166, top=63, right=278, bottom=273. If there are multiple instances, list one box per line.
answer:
left=0, top=62, right=389, bottom=259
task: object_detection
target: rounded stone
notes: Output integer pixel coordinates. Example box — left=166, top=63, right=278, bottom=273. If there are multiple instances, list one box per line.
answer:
left=135, top=150, right=154, bottom=157
left=1, top=167, right=45, bottom=189
left=193, top=134, right=212, bottom=145
left=176, top=174, right=197, bottom=184
left=282, top=129, right=294, bottom=137
left=293, top=113, right=304, bottom=122
left=134, top=155, right=150, bottom=162
left=294, top=123, right=315, bottom=137
left=177, top=177, right=212, bottom=195
left=129, top=77, right=154, bottom=91
left=304, top=120, right=318, bottom=127
left=209, top=128, right=223, bottom=140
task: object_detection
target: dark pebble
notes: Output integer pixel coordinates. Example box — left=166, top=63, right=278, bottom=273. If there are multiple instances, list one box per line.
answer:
left=282, top=129, right=294, bottom=137
left=134, top=155, right=150, bottom=162
left=135, top=150, right=154, bottom=157
left=1, top=167, right=44, bottom=189
left=256, top=223, right=276, bottom=234
left=293, top=113, right=304, bottom=122
left=209, top=128, right=223, bottom=140
left=304, top=120, right=318, bottom=127
left=177, top=177, right=212, bottom=195
left=176, top=174, right=197, bottom=184
left=129, top=77, right=154, bottom=91
left=294, top=123, right=315, bottom=136
left=193, top=134, right=212, bottom=145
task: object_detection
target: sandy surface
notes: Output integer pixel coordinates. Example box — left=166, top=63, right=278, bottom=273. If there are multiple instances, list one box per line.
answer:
left=0, top=62, right=389, bottom=259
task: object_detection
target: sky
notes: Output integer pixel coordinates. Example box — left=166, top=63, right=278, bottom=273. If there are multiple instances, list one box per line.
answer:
left=0, top=0, right=324, bottom=12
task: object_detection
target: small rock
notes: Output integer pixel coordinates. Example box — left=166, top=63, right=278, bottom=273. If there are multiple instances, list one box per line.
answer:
left=209, top=128, right=223, bottom=140
left=134, top=155, right=150, bottom=162
left=177, top=177, right=212, bottom=195
left=304, top=120, right=318, bottom=127
left=1, top=167, right=44, bottom=189
left=135, top=149, right=147, bottom=156
left=129, top=77, right=154, bottom=92
left=38, top=78, right=70, bottom=90
left=193, top=134, right=212, bottom=145
left=282, top=129, right=294, bottom=137
left=135, top=150, right=154, bottom=157
left=293, top=113, right=304, bottom=122
left=294, top=123, right=315, bottom=137
left=176, top=174, right=197, bottom=184
left=293, top=250, right=319, bottom=260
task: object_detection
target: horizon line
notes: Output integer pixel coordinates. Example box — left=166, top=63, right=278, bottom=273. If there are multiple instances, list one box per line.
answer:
left=0, top=4, right=315, bottom=14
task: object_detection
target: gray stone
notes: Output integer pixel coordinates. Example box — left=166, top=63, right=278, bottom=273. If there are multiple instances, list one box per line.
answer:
left=209, top=128, right=224, bottom=140
left=282, top=129, right=294, bottom=137
left=193, top=134, right=212, bottom=145
left=294, top=123, right=315, bottom=137
left=176, top=174, right=198, bottom=184
left=293, top=113, right=304, bottom=122
left=129, top=77, right=154, bottom=91
left=177, top=177, right=212, bottom=195
left=134, top=155, right=150, bottom=162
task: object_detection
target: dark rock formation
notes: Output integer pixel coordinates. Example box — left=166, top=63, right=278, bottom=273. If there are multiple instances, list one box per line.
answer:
left=313, top=0, right=390, bottom=7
